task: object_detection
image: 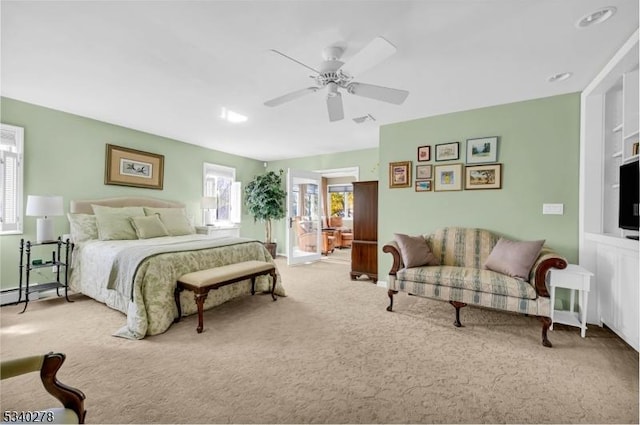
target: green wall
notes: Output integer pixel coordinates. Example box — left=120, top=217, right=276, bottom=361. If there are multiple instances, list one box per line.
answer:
left=378, top=93, right=581, bottom=280
left=1, top=92, right=582, bottom=308
left=266, top=148, right=379, bottom=254
left=0, top=97, right=266, bottom=289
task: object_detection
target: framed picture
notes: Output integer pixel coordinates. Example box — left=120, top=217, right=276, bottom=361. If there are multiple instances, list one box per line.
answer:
left=417, top=145, right=431, bottom=162
left=105, top=144, right=164, bottom=190
left=434, top=163, right=463, bottom=191
left=435, top=142, right=460, bottom=161
left=465, top=164, right=502, bottom=190
left=416, top=164, right=432, bottom=180
left=466, top=136, right=498, bottom=164
left=389, top=161, right=412, bottom=188
left=415, top=180, right=432, bottom=192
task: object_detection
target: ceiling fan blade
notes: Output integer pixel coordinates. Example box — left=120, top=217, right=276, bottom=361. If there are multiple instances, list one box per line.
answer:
left=339, top=36, right=397, bottom=77
left=269, top=49, right=320, bottom=74
left=326, top=92, right=344, bottom=122
left=264, top=87, right=319, bottom=107
left=347, top=82, right=409, bottom=105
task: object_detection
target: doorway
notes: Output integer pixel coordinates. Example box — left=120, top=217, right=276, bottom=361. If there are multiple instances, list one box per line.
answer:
left=314, top=166, right=359, bottom=265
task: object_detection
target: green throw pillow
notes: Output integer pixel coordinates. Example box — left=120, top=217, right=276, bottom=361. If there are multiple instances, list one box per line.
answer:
left=144, top=207, right=194, bottom=236
left=130, top=215, right=169, bottom=239
left=159, top=213, right=194, bottom=236
left=92, top=205, right=145, bottom=240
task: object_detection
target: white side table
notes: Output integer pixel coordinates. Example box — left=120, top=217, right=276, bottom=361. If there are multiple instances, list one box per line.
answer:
left=548, top=264, right=594, bottom=338
left=195, top=225, right=240, bottom=239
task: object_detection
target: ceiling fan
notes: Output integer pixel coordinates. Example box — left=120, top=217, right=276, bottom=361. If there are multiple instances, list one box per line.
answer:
left=264, top=36, right=409, bottom=122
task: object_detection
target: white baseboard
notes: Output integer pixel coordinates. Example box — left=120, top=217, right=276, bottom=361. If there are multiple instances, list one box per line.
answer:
left=0, top=288, right=40, bottom=305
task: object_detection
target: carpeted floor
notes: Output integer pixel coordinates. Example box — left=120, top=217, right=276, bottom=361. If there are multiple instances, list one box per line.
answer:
left=1, top=258, right=638, bottom=424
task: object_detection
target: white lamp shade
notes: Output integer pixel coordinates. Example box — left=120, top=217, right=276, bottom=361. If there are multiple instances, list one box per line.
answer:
left=201, top=196, right=217, bottom=209
left=26, top=195, right=63, bottom=217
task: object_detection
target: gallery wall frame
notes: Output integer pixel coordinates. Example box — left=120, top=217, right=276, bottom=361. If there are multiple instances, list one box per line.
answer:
left=435, top=142, right=460, bottom=161
left=416, top=164, right=432, bottom=180
left=464, top=163, right=502, bottom=190
left=415, top=180, right=432, bottom=192
left=105, top=144, right=165, bottom=190
left=466, top=136, right=499, bottom=164
left=389, top=161, right=412, bottom=188
left=417, top=145, right=431, bottom=162
left=434, top=163, right=463, bottom=191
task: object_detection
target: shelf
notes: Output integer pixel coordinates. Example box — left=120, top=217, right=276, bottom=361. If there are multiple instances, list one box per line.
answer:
left=624, top=130, right=640, bottom=140
left=612, top=150, right=623, bottom=158
left=26, top=281, right=65, bottom=294
left=553, top=310, right=583, bottom=328
left=612, top=123, right=624, bottom=133
left=29, top=262, right=66, bottom=270
left=623, top=155, right=639, bottom=164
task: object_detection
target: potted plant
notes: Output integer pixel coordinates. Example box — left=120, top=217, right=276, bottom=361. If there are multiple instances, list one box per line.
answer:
left=244, top=169, right=286, bottom=258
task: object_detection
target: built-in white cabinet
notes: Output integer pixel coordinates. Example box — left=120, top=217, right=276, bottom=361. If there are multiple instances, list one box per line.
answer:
left=588, top=234, right=639, bottom=350
left=580, top=29, right=639, bottom=351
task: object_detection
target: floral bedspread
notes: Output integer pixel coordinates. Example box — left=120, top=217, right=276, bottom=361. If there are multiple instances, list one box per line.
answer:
left=69, top=235, right=284, bottom=339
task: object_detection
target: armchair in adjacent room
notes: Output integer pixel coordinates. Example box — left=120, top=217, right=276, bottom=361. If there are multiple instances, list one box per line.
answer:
left=329, top=216, right=353, bottom=248
left=0, top=352, right=86, bottom=424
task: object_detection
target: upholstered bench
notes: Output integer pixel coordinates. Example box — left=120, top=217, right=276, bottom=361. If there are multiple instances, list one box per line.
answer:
left=174, top=260, right=277, bottom=333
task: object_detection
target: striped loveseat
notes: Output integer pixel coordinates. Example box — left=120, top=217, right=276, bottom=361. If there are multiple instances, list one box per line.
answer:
left=383, top=227, right=567, bottom=347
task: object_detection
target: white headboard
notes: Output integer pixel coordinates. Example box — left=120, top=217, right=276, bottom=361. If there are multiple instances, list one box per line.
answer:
left=70, top=196, right=185, bottom=214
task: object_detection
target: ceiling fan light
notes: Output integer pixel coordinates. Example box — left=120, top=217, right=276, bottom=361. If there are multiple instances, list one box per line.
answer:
left=547, top=72, right=572, bottom=83
left=576, top=7, right=616, bottom=28
left=327, top=82, right=339, bottom=97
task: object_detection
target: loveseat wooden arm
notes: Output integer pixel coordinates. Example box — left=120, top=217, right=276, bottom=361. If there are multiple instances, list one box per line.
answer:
left=529, top=249, right=568, bottom=297
left=1, top=352, right=86, bottom=424
left=383, top=242, right=403, bottom=275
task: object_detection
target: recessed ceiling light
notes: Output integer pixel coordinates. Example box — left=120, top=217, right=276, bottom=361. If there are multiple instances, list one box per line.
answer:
left=576, top=7, right=616, bottom=28
left=547, top=72, right=573, bottom=83
left=220, top=107, right=247, bottom=123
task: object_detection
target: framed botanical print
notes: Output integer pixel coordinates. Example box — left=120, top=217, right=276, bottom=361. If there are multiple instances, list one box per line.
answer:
left=416, top=164, right=432, bottom=180
left=435, top=142, right=460, bottom=161
left=417, top=145, right=431, bottom=162
left=465, top=163, right=502, bottom=190
left=389, top=161, right=412, bottom=188
left=434, top=163, right=463, bottom=191
left=105, top=144, right=164, bottom=190
left=466, top=136, right=498, bottom=164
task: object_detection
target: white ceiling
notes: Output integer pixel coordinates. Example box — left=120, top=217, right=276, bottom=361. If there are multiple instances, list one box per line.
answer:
left=2, top=1, right=638, bottom=162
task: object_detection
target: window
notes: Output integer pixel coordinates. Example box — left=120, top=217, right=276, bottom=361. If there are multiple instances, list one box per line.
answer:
left=328, top=184, right=353, bottom=218
left=0, top=124, right=24, bottom=234
left=202, top=162, right=241, bottom=225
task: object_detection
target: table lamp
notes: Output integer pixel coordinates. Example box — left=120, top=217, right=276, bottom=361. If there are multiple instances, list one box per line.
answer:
left=26, top=195, right=64, bottom=243
left=201, top=196, right=217, bottom=225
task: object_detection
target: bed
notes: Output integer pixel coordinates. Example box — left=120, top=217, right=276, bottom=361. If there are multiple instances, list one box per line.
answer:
left=67, top=196, right=284, bottom=339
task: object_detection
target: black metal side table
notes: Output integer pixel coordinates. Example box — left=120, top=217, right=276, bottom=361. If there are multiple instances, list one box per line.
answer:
left=18, top=237, right=74, bottom=313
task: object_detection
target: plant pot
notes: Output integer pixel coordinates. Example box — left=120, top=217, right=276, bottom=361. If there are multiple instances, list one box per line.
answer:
left=263, top=242, right=277, bottom=259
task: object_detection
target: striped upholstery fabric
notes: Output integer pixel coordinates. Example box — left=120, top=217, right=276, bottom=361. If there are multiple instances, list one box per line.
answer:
left=426, top=227, right=499, bottom=268
left=391, top=275, right=551, bottom=317
left=398, top=265, right=537, bottom=299
left=389, top=227, right=557, bottom=318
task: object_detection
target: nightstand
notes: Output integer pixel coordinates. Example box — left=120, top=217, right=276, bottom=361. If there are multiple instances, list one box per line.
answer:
left=548, top=264, right=593, bottom=338
left=18, top=237, right=73, bottom=313
left=195, top=225, right=240, bottom=239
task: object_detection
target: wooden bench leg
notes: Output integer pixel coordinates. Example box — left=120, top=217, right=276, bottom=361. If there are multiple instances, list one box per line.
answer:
left=194, top=291, right=209, bottom=334
left=270, top=270, right=278, bottom=301
left=174, top=286, right=183, bottom=323
left=251, top=277, right=256, bottom=295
